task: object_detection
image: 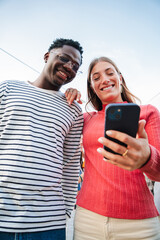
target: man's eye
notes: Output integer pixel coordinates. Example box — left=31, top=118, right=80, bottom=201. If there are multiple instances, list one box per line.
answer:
left=73, top=64, right=79, bottom=72
left=59, top=56, right=69, bottom=63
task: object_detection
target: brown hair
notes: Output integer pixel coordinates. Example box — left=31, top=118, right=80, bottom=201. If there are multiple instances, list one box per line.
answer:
left=86, top=57, right=140, bottom=111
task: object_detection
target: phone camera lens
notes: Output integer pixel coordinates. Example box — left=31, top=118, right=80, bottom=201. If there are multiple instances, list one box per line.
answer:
left=110, top=109, right=115, bottom=114
left=115, top=114, right=121, bottom=119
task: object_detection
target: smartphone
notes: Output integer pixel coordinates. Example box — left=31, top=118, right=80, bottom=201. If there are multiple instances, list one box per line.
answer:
left=104, top=103, right=140, bottom=154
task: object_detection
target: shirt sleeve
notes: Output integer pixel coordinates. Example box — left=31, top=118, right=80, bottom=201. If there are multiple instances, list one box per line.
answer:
left=139, top=104, right=160, bottom=181
left=0, top=80, right=7, bottom=103
left=61, top=107, right=83, bottom=217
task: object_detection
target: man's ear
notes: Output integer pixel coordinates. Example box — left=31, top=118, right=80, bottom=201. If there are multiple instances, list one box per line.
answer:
left=44, top=52, right=50, bottom=63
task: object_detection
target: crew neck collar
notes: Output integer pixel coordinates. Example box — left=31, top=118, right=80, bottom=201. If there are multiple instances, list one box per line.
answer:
left=27, top=81, right=62, bottom=95
left=101, top=101, right=127, bottom=112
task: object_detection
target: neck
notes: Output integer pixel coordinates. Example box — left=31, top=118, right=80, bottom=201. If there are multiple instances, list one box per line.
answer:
left=31, top=75, right=60, bottom=91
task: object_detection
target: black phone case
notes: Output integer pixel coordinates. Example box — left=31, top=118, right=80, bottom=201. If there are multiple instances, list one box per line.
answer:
left=104, top=103, right=140, bottom=154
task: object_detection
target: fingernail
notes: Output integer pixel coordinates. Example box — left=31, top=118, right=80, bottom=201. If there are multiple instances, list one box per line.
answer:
left=98, top=138, right=103, bottom=143
left=106, top=130, right=112, bottom=135
left=97, top=148, right=102, bottom=153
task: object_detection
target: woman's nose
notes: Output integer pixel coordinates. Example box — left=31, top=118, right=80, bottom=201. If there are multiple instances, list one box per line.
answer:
left=101, top=76, right=110, bottom=84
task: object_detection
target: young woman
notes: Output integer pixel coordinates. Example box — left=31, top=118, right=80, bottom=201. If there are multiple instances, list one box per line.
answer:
left=65, top=57, right=160, bottom=239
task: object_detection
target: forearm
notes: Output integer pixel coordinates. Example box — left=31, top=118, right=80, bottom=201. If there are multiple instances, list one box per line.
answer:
left=140, top=145, right=160, bottom=181
left=62, top=153, right=80, bottom=217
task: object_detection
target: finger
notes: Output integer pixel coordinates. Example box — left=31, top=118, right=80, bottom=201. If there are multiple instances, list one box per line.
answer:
left=65, top=88, right=74, bottom=104
left=105, top=130, right=138, bottom=149
left=65, top=88, right=73, bottom=97
left=77, top=99, right=83, bottom=104
left=97, top=147, right=129, bottom=165
left=98, top=136, right=127, bottom=156
left=69, top=91, right=78, bottom=104
left=67, top=89, right=82, bottom=105
left=97, top=147, right=135, bottom=171
left=137, top=120, right=148, bottom=139
left=65, top=88, right=82, bottom=105
left=65, top=89, right=76, bottom=105
left=76, top=91, right=82, bottom=104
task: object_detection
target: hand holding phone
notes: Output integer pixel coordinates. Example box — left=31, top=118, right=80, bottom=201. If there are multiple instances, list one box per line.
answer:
left=104, top=103, right=140, bottom=154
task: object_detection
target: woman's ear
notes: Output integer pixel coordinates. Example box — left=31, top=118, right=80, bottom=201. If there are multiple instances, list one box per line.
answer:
left=44, top=52, right=50, bottom=63
left=119, top=73, right=123, bottom=84
left=119, top=74, right=123, bottom=93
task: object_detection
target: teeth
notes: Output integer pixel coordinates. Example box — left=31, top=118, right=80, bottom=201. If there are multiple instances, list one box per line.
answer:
left=103, top=86, right=112, bottom=91
left=59, top=71, right=67, bottom=80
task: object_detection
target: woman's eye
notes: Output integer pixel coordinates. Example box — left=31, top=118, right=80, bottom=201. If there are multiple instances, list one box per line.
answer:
left=93, top=76, right=99, bottom=81
left=107, top=72, right=114, bottom=76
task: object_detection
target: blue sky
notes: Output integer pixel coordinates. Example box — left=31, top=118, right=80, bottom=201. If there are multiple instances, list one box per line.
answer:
left=0, top=0, right=160, bottom=109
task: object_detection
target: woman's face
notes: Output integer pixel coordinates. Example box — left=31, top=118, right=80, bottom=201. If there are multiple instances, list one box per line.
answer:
left=90, top=61, right=123, bottom=105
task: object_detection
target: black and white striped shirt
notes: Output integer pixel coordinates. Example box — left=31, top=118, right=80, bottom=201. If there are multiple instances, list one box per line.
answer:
left=0, top=80, right=83, bottom=232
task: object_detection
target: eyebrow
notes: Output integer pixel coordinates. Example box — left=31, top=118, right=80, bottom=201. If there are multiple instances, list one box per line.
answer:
left=92, top=67, right=113, bottom=76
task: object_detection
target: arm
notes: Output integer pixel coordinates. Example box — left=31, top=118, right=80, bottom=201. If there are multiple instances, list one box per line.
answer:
left=97, top=105, right=160, bottom=181
left=139, top=105, right=160, bottom=181
left=61, top=108, right=83, bottom=217
left=78, top=171, right=84, bottom=184
left=0, top=80, right=8, bottom=103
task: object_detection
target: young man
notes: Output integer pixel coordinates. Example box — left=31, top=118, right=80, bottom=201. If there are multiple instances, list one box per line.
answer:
left=0, top=38, right=83, bottom=240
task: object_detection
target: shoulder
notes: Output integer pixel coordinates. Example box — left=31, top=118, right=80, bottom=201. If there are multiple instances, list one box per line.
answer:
left=140, top=104, right=159, bottom=111
left=0, top=80, right=27, bottom=89
left=61, top=92, right=82, bottom=112
left=0, top=80, right=25, bottom=85
left=83, top=111, right=97, bottom=122
left=72, top=100, right=83, bottom=113
left=0, top=80, right=26, bottom=91
left=58, top=93, right=83, bottom=121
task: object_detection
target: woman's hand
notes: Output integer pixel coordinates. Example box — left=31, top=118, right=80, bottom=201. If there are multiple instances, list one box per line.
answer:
left=65, top=88, right=82, bottom=105
left=97, top=120, right=151, bottom=171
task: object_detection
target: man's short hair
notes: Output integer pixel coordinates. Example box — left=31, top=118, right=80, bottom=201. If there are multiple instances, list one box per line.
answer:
left=48, top=38, right=83, bottom=64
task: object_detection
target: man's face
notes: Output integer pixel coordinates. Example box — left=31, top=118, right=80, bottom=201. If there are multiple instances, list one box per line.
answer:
left=43, top=45, right=81, bottom=90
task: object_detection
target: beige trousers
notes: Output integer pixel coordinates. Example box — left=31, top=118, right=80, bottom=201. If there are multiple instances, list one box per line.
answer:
left=74, top=206, right=160, bottom=240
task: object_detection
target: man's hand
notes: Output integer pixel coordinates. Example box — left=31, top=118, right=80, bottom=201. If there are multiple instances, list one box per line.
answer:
left=65, top=88, right=82, bottom=105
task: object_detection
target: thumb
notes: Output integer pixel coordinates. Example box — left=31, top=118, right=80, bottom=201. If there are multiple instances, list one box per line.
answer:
left=137, top=119, right=148, bottom=139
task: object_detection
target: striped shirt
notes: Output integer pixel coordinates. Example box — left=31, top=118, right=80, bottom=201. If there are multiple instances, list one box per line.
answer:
left=0, top=80, right=83, bottom=232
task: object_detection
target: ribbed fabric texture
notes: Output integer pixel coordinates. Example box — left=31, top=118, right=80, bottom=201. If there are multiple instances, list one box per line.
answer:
left=0, top=80, right=83, bottom=232
left=77, top=104, right=160, bottom=219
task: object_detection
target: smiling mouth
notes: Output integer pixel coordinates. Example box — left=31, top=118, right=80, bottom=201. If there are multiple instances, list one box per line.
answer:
left=57, top=70, right=69, bottom=81
left=101, top=85, right=114, bottom=91
left=59, top=71, right=67, bottom=79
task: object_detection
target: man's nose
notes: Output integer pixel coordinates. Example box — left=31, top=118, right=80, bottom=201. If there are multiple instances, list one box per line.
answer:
left=63, top=61, right=73, bottom=71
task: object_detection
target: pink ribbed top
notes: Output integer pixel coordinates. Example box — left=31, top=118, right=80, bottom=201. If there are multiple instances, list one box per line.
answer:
left=76, top=104, right=160, bottom=219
